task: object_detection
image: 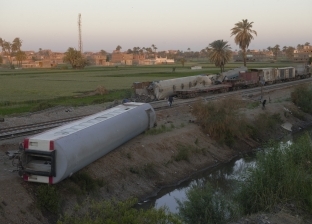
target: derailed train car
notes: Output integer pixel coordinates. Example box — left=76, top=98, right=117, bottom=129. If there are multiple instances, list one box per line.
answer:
left=133, top=65, right=310, bottom=100
left=19, top=103, right=156, bottom=184
left=132, top=75, right=215, bottom=100
left=132, top=67, right=248, bottom=100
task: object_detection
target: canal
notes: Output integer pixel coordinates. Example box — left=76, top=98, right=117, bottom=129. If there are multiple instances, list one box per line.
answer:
left=137, top=126, right=312, bottom=213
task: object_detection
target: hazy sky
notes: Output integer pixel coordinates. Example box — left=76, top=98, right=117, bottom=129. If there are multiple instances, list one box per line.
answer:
left=1, top=0, right=311, bottom=53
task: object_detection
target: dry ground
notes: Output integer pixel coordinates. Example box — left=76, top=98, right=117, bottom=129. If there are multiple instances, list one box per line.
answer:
left=0, top=85, right=312, bottom=224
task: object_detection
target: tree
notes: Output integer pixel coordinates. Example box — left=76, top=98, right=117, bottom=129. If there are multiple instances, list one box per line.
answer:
left=2, top=40, right=13, bottom=66
left=15, top=50, right=26, bottom=67
left=116, top=45, right=122, bottom=51
left=230, top=19, right=257, bottom=66
left=273, top=44, right=280, bottom=60
left=12, top=37, right=22, bottom=52
left=304, top=42, right=310, bottom=46
left=63, top=47, right=87, bottom=69
left=285, top=46, right=295, bottom=59
left=100, top=49, right=106, bottom=56
left=208, top=39, right=232, bottom=72
left=180, top=58, right=186, bottom=67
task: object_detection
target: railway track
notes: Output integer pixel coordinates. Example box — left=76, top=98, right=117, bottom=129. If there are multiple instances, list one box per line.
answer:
left=1, top=78, right=311, bottom=141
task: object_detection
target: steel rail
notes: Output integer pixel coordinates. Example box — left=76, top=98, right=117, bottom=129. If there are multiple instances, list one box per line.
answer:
left=1, top=77, right=311, bottom=141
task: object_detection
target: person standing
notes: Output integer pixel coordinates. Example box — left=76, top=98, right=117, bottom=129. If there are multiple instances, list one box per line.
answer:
left=168, top=96, right=174, bottom=107
left=262, top=99, right=266, bottom=109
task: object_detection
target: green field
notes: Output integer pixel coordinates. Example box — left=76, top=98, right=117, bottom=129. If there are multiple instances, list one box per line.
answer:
left=0, top=62, right=298, bottom=116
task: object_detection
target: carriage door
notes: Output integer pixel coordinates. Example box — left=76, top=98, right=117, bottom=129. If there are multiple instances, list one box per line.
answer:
left=145, top=109, right=153, bottom=130
left=280, top=69, right=285, bottom=80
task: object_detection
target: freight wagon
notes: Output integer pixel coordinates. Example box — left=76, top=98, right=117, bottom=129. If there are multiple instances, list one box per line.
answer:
left=19, top=103, right=156, bottom=184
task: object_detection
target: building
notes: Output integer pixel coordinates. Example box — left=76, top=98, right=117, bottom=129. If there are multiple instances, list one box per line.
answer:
left=293, top=45, right=312, bottom=63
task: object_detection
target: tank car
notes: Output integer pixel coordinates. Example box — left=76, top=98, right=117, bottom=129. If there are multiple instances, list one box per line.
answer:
left=20, top=102, right=156, bottom=184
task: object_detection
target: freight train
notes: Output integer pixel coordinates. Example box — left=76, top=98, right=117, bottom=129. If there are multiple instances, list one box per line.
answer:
left=132, top=65, right=311, bottom=100
left=18, top=102, right=156, bottom=184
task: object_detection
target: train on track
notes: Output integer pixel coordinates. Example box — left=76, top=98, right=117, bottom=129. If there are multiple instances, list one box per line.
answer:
left=132, top=65, right=311, bottom=100
left=17, top=102, right=156, bottom=184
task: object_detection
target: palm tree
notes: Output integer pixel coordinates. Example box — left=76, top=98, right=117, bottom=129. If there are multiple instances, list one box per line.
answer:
left=15, top=50, right=26, bottom=67
left=273, top=44, right=280, bottom=60
left=230, top=19, right=257, bottom=66
left=208, top=39, right=232, bottom=72
left=12, top=37, right=22, bottom=52
left=116, top=45, right=122, bottom=51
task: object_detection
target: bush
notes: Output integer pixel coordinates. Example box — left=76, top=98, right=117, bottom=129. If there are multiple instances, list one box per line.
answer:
left=236, top=133, right=312, bottom=214
left=192, top=98, right=249, bottom=146
left=177, top=182, right=240, bottom=224
left=251, top=112, right=283, bottom=139
left=37, top=185, right=60, bottom=214
left=70, top=172, right=104, bottom=193
left=291, top=85, right=312, bottom=114
left=174, top=145, right=190, bottom=162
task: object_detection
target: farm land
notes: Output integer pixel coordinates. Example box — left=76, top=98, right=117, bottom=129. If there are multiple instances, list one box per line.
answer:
left=0, top=62, right=298, bottom=116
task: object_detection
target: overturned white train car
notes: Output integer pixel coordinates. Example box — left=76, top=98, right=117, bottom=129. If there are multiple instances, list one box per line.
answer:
left=21, top=103, right=156, bottom=184
left=150, top=75, right=215, bottom=100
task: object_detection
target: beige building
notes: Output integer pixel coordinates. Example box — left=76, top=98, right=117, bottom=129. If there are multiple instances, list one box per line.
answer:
left=293, top=45, right=312, bottom=63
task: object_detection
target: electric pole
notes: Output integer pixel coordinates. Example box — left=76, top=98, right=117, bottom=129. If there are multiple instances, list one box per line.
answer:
left=78, top=13, right=83, bottom=53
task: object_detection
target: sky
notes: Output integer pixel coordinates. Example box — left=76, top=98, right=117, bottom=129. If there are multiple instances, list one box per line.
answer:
left=1, top=0, right=311, bottom=53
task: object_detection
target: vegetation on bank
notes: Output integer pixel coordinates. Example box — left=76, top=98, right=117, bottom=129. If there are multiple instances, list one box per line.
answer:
left=237, top=133, right=312, bottom=214
left=57, top=198, right=182, bottom=224
left=291, top=84, right=312, bottom=114
left=41, top=133, right=309, bottom=223
left=191, top=98, right=283, bottom=146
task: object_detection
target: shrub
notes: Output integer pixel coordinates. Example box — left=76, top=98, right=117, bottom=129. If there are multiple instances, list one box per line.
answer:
left=236, top=133, right=312, bottom=214
left=192, top=98, right=249, bottom=146
left=37, top=185, right=60, bottom=214
left=251, top=112, right=283, bottom=140
left=291, top=85, right=312, bottom=113
left=177, top=182, right=240, bottom=224
left=70, top=172, right=104, bottom=193
left=174, top=145, right=190, bottom=162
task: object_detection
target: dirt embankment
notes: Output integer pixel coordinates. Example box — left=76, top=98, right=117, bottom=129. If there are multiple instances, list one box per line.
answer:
left=0, top=85, right=312, bottom=224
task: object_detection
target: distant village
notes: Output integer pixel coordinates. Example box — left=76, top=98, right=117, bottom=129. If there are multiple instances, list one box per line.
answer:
left=1, top=44, right=311, bottom=69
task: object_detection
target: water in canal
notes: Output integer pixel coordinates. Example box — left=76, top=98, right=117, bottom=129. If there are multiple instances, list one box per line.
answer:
left=137, top=126, right=312, bottom=213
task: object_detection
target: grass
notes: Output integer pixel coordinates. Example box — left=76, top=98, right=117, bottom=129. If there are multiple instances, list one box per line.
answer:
left=246, top=101, right=260, bottom=109
left=129, top=162, right=158, bottom=179
left=69, top=172, right=105, bottom=194
left=57, top=198, right=182, bottom=224
left=0, top=62, right=297, bottom=116
left=145, top=123, right=176, bottom=135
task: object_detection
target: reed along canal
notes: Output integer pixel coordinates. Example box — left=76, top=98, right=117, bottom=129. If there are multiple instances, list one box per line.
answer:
left=137, top=126, right=312, bottom=213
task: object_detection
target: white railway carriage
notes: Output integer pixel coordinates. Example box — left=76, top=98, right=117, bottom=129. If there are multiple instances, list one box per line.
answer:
left=276, top=67, right=295, bottom=81
left=150, top=75, right=214, bottom=100
left=251, top=68, right=276, bottom=84
left=21, top=103, right=156, bottom=184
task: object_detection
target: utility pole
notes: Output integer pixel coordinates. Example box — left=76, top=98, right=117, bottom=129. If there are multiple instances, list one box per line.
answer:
left=78, top=13, right=83, bottom=53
